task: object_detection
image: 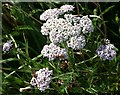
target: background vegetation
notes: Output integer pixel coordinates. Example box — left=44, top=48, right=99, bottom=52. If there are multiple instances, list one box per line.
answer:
left=1, top=2, right=120, bottom=94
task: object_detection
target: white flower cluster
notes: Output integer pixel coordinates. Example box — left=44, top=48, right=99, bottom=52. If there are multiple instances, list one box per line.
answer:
left=30, top=68, right=53, bottom=92
left=40, top=4, right=94, bottom=60
left=67, top=35, right=86, bottom=50
left=41, top=43, right=68, bottom=61
left=3, top=40, right=13, bottom=53
left=96, top=42, right=117, bottom=60
left=40, top=14, right=93, bottom=44
left=40, top=5, right=74, bottom=21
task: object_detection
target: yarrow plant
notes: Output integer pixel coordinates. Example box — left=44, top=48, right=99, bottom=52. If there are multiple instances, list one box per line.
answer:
left=30, top=68, right=53, bottom=91
left=30, top=5, right=96, bottom=91
left=21, top=4, right=117, bottom=93
left=27, top=4, right=118, bottom=93
left=2, top=2, right=119, bottom=94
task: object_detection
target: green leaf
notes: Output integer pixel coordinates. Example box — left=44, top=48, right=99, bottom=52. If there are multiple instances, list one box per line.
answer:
left=32, top=54, right=43, bottom=61
left=0, top=58, right=19, bottom=64
left=99, top=5, right=115, bottom=16
left=14, top=25, right=34, bottom=31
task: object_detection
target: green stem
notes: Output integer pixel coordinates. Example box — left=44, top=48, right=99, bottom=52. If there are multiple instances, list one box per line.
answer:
left=97, top=3, right=107, bottom=38
left=77, top=55, right=98, bottom=65
left=5, top=64, right=26, bottom=78
left=51, top=72, right=74, bottom=79
left=9, top=34, right=20, bottom=59
left=32, top=54, right=43, bottom=61
left=76, top=2, right=80, bottom=16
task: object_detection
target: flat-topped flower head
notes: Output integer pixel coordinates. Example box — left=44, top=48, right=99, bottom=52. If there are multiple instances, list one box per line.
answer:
left=3, top=40, right=13, bottom=53
left=30, top=68, right=53, bottom=91
left=40, top=8, right=61, bottom=21
left=96, top=43, right=117, bottom=60
left=41, top=43, right=68, bottom=61
left=67, top=35, right=86, bottom=50
left=80, top=15, right=94, bottom=34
